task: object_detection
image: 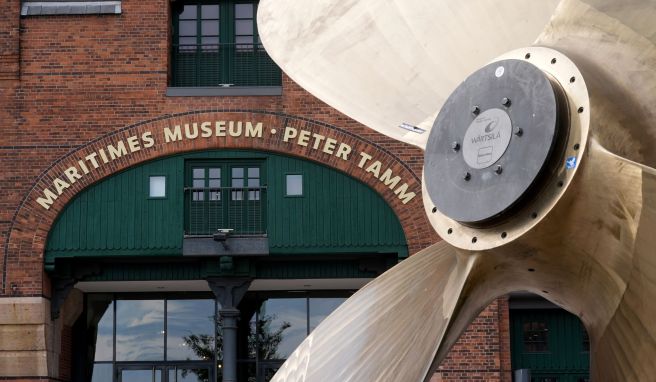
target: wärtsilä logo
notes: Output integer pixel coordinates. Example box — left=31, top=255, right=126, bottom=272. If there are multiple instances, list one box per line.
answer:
left=484, top=118, right=498, bottom=133
left=471, top=117, right=501, bottom=144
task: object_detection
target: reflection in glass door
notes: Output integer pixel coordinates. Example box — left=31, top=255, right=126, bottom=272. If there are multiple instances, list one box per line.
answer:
left=117, top=366, right=163, bottom=382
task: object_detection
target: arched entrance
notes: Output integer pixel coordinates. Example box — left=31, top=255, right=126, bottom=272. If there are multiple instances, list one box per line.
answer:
left=1, top=111, right=437, bottom=381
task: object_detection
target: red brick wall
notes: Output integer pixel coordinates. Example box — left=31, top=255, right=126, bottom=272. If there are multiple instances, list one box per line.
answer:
left=0, top=0, right=509, bottom=380
left=59, top=325, right=73, bottom=382
left=434, top=298, right=512, bottom=381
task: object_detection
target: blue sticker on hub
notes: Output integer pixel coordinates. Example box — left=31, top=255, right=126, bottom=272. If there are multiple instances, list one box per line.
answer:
left=566, top=156, right=577, bottom=170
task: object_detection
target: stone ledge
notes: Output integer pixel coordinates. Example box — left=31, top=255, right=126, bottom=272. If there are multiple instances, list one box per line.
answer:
left=0, top=324, right=47, bottom=351
left=0, top=297, right=48, bottom=325
left=0, top=350, right=49, bottom=376
left=21, top=1, right=121, bottom=16
left=166, top=86, right=282, bottom=97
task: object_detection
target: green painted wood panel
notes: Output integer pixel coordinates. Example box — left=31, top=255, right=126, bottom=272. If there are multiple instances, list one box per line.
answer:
left=46, top=150, right=407, bottom=269
left=510, top=309, right=590, bottom=381
left=264, top=153, right=407, bottom=255
left=46, top=155, right=186, bottom=269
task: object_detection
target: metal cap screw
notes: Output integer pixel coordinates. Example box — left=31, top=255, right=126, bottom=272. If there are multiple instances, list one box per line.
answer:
left=471, top=105, right=480, bottom=115
left=463, top=172, right=471, bottom=181
left=514, top=127, right=523, bottom=136
left=451, top=142, right=460, bottom=151
left=502, top=97, right=511, bottom=107
left=495, top=165, right=503, bottom=175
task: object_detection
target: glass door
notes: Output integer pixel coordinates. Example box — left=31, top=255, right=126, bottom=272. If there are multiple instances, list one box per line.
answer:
left=228, top=165, right=262, bottom=234
left=117, top=366, right=163, bottom=382
left=188, top=166, right=224, bottom=235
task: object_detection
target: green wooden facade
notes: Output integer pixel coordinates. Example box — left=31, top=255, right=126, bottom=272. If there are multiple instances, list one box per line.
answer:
left=511, top=309, right=590, bottom=382
left=45, top=150, right=408, bottom=273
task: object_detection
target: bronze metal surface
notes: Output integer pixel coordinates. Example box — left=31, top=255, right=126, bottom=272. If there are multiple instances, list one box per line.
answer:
left=259, top=0, right=656, bottom=380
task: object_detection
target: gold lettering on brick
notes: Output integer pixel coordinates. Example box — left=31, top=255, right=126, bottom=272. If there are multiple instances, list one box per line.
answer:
left=36, top=118, right=418, bottom=210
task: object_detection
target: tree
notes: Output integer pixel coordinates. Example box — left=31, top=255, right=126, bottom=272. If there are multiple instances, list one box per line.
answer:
left=182, top=313, right=290, bottom=381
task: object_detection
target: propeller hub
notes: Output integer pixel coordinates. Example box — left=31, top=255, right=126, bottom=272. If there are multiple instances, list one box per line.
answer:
left=425, top=59, right=567, bottom=225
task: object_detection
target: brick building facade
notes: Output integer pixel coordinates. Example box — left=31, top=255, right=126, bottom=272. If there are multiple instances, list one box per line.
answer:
left=0, top=1, right=584, bottom=382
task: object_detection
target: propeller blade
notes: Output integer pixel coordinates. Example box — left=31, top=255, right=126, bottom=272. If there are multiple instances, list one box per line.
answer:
left=552, top=141, right=656, bottom=381
left=445, top=140, right=656, bottom=381
left=260, top=0, right=656, bottom=380
left=270, top=241, right=494, bottom=382
left=536, top=0, right=656, bottom=167
left=257, top=0, right=559, bottom=148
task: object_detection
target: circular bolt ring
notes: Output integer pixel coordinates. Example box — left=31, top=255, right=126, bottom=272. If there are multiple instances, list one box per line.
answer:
left=463, top=172, right=471, bottom=181
left=502, top=97, right=511, bottom=107
left=471, top=105, right=481, bottom=115
left=495, top=165, right=503, bottom=175
left=451, top=142, right=461, bottom=151
left=514, top=127, right=523, bottom=137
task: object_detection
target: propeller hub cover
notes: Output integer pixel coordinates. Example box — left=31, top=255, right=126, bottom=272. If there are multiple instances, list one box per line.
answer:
left=461, top=108, right=513, bottom=170
left=425, top=59, right=565, bottom=225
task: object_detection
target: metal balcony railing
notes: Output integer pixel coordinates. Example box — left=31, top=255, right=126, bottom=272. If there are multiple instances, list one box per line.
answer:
left=184, top=186, right=267, bottom=236
left=171, top=43, right=282, bottom=87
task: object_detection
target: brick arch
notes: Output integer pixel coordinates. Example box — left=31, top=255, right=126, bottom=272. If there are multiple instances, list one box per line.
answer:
left=2, top=110, right=437, bottom=296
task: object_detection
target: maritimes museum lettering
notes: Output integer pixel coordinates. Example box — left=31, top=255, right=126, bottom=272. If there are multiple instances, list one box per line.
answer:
left=36, top=120, right=417, bottom=210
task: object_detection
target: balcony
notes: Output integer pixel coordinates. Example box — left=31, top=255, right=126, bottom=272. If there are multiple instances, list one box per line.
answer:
left=184, top=186, right=266, bottom=237
left=171, top=43, right=282, bottom=88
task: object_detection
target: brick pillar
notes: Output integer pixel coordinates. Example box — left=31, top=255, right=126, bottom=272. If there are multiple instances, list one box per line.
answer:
left=498, top=296, right=513, bottom=382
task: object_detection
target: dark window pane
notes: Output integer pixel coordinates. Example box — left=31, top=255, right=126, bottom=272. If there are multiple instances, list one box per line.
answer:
left=179, top=21, right=197, bottom=36
left=235, top=4, right=254, bottom=18
left=180, top=5, right=197, bottom=20
left=176, top=368, right=212, bottom=382
left=179, top=37, right=197, bottom=50
left=209, top=168, right=221, bottom=178
left=119, top=369, right=162, bottom=382
left=309, top=298, right=345, bottom=332
left=193, top=191, right=204, bottom=201
left=201, top=4, right=219, bottom=19
left=201, top=21, right=219, bottom=36
left=258, top=298, right=307, bottom=359
left=116, top=300, right=165, bottom=361
left=285, top=174, right=303, bottom=196
left=167, top=299, right=215, bottom=361
left=201, top=36, right=220, bottom=50
left=232, top=168, right=244, bottom=178
left=247, top=167, right=259, bottom=177
left=235, top=36, right=253, bottom=49
left=523, top=320, right=549, bottom=352
left=91, top=363, right=112, bottom=382
left=236, top=20, right=254, bottom=36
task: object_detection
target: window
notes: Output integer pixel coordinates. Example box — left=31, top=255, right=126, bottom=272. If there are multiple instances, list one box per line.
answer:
left=171, top=1, right=282, bottom=87
left=87, top=295, right=216, bottom=382
left=239, top=294, right=348, bottom=381
left=523, top=320, right=549, bottom=352
left=285, top=174, right=303, bottom=196
left=85, top=293, right=347, bottom=382
left=149, top=176, right=166, bottom=198
left=186, top=162, right=265, bottom=235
